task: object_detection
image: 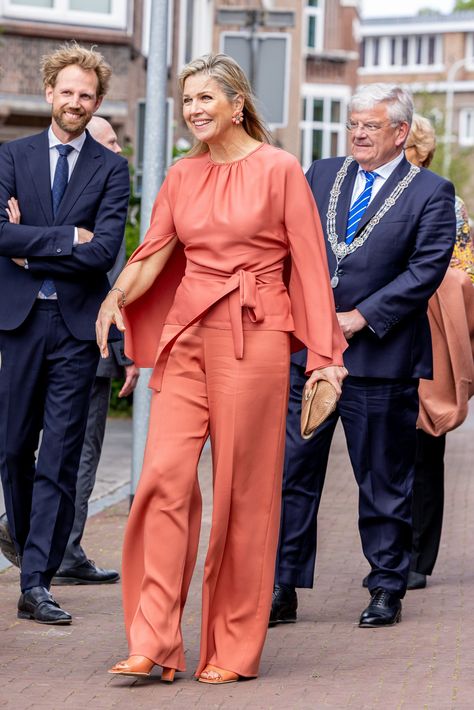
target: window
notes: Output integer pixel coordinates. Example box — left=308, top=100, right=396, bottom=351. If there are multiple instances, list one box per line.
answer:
left=178, top=0, right=212, bottom=69
left=401, top=38, right=409, bottom=66
left=304, top=0, right=325, bottom=53
left=3, top=0, right=127, bottom=28
left=372, top=37, right=380, bottom=67
left=361, top=34, right=442, bottom=72
left=459, top=108, right=474, bottom=147
left=300, top=88, right=349, bottom=171
left=222, top=32, right=290, bottom=127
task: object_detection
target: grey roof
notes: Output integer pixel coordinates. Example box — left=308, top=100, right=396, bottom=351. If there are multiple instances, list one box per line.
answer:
left=362, top=11, right=474, bottom=26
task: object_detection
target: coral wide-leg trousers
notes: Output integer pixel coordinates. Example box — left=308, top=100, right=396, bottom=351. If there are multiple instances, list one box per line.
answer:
left=121, top=325, right=290, bottom=677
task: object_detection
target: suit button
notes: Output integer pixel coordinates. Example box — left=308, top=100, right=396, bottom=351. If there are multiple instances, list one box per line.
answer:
left=56, top=248, right=62, bottom=253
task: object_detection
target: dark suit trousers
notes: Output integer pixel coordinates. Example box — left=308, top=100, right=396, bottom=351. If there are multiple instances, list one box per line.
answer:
left=410, top=430, right=445, bottom=576
left=0, top=301, right=99, bottom=591
left=275, top=360, right=419, bottom=598
left=59, top=376, right=111, bottom=570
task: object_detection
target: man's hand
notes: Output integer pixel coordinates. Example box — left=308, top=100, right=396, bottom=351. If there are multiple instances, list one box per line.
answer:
left=77, top=228, right=94, bottom=244
left=6, top=197, right=20, bottom=224
left=118, top=364, right=140, bottom=398
left=7, top=198, right=23, bottom=267
left=337, top=309, right=368, bottom=340
left=305, top=365, right=348, bottom=400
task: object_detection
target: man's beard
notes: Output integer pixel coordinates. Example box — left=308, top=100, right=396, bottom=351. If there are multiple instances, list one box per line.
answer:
left=53, top=106, right=91, bottom=135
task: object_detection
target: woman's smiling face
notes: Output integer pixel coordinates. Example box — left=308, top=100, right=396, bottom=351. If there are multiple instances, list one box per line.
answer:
left=182, top=74, right=242, bottom=145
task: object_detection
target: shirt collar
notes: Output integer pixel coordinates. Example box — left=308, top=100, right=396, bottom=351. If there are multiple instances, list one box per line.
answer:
left=357, top=151, right=404, bottom=180
left=48, top=126, right=87, bottom=153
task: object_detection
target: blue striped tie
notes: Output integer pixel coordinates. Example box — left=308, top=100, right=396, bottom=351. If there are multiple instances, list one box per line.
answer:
left=41, top=144, right=74, bottom=297
left=345, top=170, right=377, bottom=245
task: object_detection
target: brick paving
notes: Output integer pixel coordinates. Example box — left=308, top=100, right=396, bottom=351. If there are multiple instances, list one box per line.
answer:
left=1, top=411, right=473, bottom=709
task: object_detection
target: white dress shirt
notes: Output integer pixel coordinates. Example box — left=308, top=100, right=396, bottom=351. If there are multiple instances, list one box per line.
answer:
left=350, top=151, right=405, bottom=208
left=48, top=126, right=86, bottom=186
left=35, top=127, right=86, bottom=298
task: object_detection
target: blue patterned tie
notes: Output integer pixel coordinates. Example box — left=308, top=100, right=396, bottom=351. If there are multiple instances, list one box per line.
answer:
left=41, top=144, right=74, bottom=297
left=345, top=170, right=378, bottom=245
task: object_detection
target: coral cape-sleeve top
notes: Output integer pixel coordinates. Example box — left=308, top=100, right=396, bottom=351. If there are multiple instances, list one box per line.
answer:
left=123, top=143, right=346, bottom=391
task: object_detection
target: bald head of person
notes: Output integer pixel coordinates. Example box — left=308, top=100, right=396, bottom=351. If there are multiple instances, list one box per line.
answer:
left=88, top=115, right=122, bottom=154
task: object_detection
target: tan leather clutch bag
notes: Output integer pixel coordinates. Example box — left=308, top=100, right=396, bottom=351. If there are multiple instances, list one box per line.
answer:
left=300, top=380, right=338, bottom=440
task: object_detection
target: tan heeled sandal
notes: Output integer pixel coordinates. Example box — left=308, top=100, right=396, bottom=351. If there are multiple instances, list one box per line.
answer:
left=198, top=664, right=240, bottom=684
left=161, top=666, right=176, bottom=683
left=108, top=655, right=175, bottom=682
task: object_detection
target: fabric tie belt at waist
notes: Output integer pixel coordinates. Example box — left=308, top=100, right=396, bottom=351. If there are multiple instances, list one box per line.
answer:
left=149, top=268, right=276, bottom=392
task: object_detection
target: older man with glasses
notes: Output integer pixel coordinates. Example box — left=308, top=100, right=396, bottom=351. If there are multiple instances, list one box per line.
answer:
left=271, top=84, right=456, bottom=628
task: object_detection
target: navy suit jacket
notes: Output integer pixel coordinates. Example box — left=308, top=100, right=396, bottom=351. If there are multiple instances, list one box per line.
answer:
left=0, top=129, right=130, bottom=341
left=295, top=156, right=456, bottom=379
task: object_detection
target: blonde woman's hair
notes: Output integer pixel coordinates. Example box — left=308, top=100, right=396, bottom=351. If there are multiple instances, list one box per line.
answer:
left=41, top=41, right=112, bottom=97
left=178, top=53, right=273, bottom=155
left=406, top=114, right=436, bottom=168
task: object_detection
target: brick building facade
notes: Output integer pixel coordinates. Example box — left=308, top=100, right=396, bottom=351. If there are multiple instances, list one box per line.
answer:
left=0, top=1, right=147, bottom=146
left=169, top=0, right=360, bottom=167
left=359, top=10, right=474, bottom=209
left=2, top=1, right=474, bottom=205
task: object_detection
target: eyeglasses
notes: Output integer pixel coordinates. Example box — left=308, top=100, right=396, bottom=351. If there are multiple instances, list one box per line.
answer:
left=345, top=121, right=397, bottom=133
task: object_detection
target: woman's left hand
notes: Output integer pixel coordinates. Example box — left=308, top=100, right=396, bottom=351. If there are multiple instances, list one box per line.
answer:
left=304, top=365, right=348, bottom=401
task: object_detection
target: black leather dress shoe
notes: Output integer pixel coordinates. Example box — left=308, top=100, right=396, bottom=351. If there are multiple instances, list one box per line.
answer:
left=0, top=513, right=20, bottom=568
left=362, top=574, right=369, bottom=588
left=407, top=571, right=427, bottom=590
left=52, top=559, right=120, bottom=585
left=18, top=586, right=72, bottom=625
left=359, top=588, right=401, bottom=627
left=269, top=584, right=298, bottom=626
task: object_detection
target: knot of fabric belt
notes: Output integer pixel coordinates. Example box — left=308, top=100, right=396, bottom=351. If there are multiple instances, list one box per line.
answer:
left=229, top=269, right=265, bottom=360
left=150, top=267, right=269, bottom=392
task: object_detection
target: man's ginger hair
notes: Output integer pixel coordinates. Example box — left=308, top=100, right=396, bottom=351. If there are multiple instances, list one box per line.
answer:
left=41, top=41, right=112, bottom=97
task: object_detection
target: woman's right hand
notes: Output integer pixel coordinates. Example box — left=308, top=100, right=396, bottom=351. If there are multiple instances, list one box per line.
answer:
left=96, top=290, right=126, bottom=358
left=304, top=365, right=348, bottom=401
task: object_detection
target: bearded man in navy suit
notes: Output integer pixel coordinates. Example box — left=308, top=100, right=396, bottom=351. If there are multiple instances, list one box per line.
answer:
left=271, top=85, right=456, bottom=628
left=0, top=42, right=130, bottom=624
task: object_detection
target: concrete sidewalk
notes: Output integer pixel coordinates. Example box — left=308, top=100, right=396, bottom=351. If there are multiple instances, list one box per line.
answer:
left=1, top=410, right=473, bottom=708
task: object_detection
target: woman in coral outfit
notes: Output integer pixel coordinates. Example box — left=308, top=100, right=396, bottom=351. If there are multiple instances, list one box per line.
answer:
left=97, top=54, right=347, bottom=684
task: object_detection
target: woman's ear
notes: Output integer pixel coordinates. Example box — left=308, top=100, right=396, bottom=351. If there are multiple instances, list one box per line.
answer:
left=234, top=94, right=244, bottom=113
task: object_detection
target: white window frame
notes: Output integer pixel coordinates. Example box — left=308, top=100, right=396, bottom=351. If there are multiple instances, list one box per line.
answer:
left=178, top=0, right=212, bottom=70
left=300, top=84, right=350, bottom=172
left=2, top=0, right=128, bottom=29
left=304, top=0, right=325, bottom=54
left=360, top=34, right=443, bottom=74
left=466, top=33, right=474, bottom=71
left=459, top=107, right=474, bottom=147
left=192, top=0, right=213, bottom=61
